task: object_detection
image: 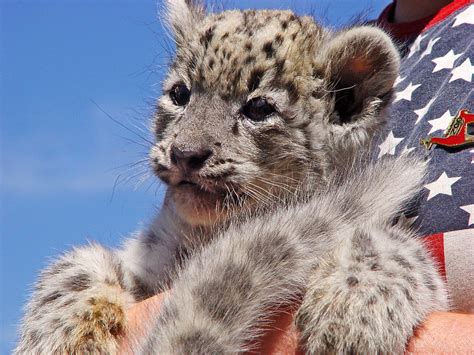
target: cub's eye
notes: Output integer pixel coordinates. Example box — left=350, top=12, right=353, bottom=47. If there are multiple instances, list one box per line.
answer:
left=242, top=97, right=275, bottom=122
left=170, top=84, right=191, bottom=106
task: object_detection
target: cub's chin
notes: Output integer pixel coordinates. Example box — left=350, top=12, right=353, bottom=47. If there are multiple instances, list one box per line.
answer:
left=168, top=183, right=231, bottom=227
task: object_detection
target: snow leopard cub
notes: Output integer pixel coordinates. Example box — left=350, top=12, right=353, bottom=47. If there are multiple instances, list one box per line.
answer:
left=17, top=1, right=448, bottom=354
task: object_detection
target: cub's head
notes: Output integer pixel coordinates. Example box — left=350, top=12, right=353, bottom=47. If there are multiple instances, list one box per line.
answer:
left=150, top=0, right=399, bottom=226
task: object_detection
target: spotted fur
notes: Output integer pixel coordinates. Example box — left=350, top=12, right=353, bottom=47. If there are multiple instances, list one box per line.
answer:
left=16, top=1, right=448, bottom=354
left=143, top=157, right=448, bottom=354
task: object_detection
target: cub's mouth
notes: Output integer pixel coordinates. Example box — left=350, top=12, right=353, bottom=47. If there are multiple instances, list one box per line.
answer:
left=177, top=180, right=196, bottom=187
left=175, top=177, right=230, bottom=195
left=168, top=177, right=242, bottom=226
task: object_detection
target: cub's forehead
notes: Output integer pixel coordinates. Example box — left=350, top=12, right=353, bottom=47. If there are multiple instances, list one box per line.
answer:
left=169, top=9, right=325, bottom=99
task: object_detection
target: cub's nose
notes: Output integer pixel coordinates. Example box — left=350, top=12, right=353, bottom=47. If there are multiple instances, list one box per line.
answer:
left=170, top=145, right=212, bottom=172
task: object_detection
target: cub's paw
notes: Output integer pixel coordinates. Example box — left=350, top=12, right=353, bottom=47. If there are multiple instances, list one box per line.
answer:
left=296, top=293, right=405, bottom=354
left=295, top=228, right=448, bottom=354
left=16, top=245, right=135, bottom=354
left=70, top=297, right=126, bottom=353
left=17, top=294, right=129, bottom=354
left=295, top=265, right=408, bottom=355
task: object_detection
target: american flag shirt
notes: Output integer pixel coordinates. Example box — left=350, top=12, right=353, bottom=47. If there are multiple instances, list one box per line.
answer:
left=377, top=0, right=473, bottom=312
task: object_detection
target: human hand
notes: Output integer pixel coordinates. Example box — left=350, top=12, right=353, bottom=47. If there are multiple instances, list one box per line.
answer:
left=120, top=294, right=474, bottom=354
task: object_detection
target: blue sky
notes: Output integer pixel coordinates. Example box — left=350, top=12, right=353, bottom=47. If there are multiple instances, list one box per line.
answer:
left=0, top=0, right=390, bottom=352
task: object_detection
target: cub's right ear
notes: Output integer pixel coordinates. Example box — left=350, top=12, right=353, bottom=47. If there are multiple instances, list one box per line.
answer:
left=317, top=26, right=400, bottom=125
left=164, top=0, right=206, bottom=46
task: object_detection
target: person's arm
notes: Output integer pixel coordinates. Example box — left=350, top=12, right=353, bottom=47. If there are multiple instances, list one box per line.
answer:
left=120, top=295, right=474, bottom=354
left=120, top=294, right=165, bottom=355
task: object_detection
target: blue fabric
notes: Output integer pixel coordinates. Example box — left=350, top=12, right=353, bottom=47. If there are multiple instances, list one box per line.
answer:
left=378, top=5, right=473, bottom=235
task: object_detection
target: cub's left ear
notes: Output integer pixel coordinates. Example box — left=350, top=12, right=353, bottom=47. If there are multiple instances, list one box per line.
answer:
left=318, top=26, right=400, bottom=124
left=164, top=0, right=205, bottom=46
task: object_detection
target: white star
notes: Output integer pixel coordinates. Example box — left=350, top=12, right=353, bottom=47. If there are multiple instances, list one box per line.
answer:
left=452, top=6, right=474, bottom=27
left=414, top=97, right=436, bottom=124
left=393, top=82, right=421, bottom=103
left=450, top=58, right=474, bottom=83
left=460, top=204, right=474, bottom=226
left=424, top=172, right=461, bottom=200
left=420, top=37, right=440, bottom=60
left=394, top=75, right=406, bottom=87
left=407, top=33, right=427, bottom=59
left=378, top=131, right=404, bottom=158
left=427, top=110, right=453, bottom=134
left=432, top=49, right=462, bottom=72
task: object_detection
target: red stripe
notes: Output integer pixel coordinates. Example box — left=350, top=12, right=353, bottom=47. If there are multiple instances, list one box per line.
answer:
left=377, top=0, right=471, bottom=41
left=423, top=233, right=446, bottom=278
left=423, top=0, right=472, bottom=31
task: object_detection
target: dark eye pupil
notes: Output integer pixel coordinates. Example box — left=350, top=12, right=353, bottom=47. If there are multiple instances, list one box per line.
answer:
left=242, top=97, right=275, bottom=121
left=170, top=84, right=190, bottom=106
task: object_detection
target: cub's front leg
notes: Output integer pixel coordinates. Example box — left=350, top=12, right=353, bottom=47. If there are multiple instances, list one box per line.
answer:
left=16, top=243, right=139, bottom=354
left=296, top=226, right=449, bottom=354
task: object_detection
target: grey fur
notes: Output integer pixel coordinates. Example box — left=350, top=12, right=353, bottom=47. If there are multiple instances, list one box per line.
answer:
left=142, top=156, right=448, bottom=354
left=16, top=1, right=448, bottom=354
